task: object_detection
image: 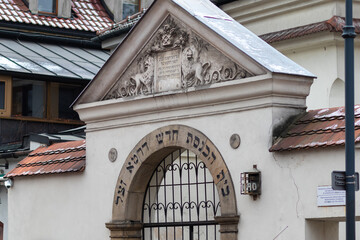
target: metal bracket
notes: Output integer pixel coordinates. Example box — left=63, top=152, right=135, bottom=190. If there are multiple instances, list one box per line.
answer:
left=342, top=25, right=357, bottom=39
left=332, top=171, right=359, bottom=191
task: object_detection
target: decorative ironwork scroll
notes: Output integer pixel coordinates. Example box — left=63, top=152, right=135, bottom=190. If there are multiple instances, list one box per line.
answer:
left=142, top=149, right=220, bottom=240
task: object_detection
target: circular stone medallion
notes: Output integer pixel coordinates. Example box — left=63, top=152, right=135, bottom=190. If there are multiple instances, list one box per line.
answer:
left=230, top=134, right=241, bottom=149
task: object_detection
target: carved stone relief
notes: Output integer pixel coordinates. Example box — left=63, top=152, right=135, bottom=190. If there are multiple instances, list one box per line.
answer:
left=104, top=16, right=254, bottom=100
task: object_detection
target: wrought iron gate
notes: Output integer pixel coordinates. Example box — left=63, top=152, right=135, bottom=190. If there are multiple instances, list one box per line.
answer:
left=142, top=149, right=220, bottom=240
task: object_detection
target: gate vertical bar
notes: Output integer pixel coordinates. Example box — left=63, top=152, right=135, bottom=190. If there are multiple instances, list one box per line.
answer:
left=343, top=0, right=356, bottom=239
left=190, top=226, right=194, bottom=240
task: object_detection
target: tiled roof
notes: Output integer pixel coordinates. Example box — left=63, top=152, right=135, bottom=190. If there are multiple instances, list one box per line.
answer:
left=6, top=140, right=86, bottom=177
left=270, top=105, right=360, bottom=152
left=260, top=16, right=360, bottom=43
left=0, top=0, right=113, bottom=33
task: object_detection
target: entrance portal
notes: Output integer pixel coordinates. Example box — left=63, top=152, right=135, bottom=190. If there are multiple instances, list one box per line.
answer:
left=106, top=125, right=239, bottom=240
left=143, top=149, right=220, bottom=240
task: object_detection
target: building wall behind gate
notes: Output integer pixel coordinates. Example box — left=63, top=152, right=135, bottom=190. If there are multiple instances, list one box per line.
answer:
left=5, top=105, right=296, bottom=239
left=3, top=106, right=264, bottom=239
left=8, top=102, right=360, bottom=239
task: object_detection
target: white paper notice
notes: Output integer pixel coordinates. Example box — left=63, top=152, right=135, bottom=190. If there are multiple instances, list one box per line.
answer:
left=317, top=186, right=345, bottom=207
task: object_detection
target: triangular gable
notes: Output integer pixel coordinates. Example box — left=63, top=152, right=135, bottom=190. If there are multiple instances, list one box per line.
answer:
left=104, top=15, right=255, bottom=99
left=75, top=0, right=314, bottom=105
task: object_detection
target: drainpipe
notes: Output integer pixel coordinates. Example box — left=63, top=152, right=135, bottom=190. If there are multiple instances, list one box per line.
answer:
left=0, top=29, right=101, bottom=49
left=343, top=0, right=356, bottom=239
left=0, top=150, right=31, bottom=159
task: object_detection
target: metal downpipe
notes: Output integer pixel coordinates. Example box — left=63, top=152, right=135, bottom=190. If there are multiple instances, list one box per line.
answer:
left=343, top=0, right=356, bottom=239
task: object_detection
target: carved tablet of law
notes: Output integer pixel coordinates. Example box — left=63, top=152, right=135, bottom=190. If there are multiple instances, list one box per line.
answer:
left=104, top=16, right=254, bottom=100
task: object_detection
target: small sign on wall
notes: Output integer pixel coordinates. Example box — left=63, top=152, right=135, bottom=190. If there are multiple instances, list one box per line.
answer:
left=317, top=186, right=345, bottom=207
left=241, top=165, right=261, bottom=200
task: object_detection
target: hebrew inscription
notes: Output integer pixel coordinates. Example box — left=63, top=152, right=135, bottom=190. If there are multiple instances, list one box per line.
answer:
left=114, top=125, right=232, bottom=207
left=104, top=16, right=254, bottom=100
left=110, top=125, right=239, bottom=240
left=155, top=49, right=182, bottom=92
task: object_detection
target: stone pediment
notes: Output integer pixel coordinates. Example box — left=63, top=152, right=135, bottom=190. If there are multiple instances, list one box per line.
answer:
left=73, top=0, right=314, bottom=106
left=103, top=16, right=255, bottom=100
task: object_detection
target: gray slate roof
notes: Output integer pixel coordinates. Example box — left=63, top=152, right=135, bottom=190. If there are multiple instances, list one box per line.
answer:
left=173, top=0, right=315, bottom=78
left=0, top=38, right=110, bottom=80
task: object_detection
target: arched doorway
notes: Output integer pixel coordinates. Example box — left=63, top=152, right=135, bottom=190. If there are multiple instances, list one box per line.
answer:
left=106, top=125, right=239, bottom=240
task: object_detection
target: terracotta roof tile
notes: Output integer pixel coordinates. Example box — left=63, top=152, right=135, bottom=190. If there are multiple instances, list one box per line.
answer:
left=260, top=16, right=360, bottom=43
left=270, top=105, right=360, bottom=152
left=6, top=140, right=86, bottom=177
left=0, top=0, right=113, bottom=33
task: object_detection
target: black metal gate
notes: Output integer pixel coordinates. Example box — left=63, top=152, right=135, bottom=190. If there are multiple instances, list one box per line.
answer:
left=142, top=149, right=220, bottom=240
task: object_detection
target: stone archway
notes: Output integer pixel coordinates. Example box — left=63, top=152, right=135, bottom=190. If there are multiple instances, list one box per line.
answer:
left=106, top=125, right=239, bottom=240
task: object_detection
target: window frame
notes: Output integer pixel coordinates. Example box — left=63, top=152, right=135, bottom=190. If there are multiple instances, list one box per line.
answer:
left=47, top=82, right=84, bottom=121
left=12, top=78, right=47, bottom=119
left=38, top=0, right=58, bottom=15
left=122, top=0, right=141, bottom=20
left=0, top=77, right=84, bottom=125
left=0, top=76, right=12, bottom=117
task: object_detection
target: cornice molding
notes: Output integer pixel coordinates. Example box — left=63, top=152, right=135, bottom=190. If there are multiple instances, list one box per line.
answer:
left=75, top=73, right=313, bottom=131
left=270, top=32, right=360, bottom=54
left=221, top=0, right=324, bottom=24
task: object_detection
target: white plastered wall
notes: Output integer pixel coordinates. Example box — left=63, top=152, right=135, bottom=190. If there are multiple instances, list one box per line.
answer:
left=269, top=33, right=360, bottom=110
left=0, top=159, right=18, bottom=240
left=273, top=33, right=339, bottom=110
left=222, top=0, right=360, bottom=36
left=8, top=101, right=360, bottom=239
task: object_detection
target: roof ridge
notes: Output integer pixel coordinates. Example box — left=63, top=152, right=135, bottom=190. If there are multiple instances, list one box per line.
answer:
left=29, top=146, right=86, bottom=157
left=295, top=113, right=360, bottom=124
left=260, top=16, right=360, bottom=44
left=16, top=155, right=85, bottom=168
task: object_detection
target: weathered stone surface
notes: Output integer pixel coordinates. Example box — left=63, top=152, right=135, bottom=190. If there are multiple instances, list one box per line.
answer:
left=104, top=16, right=254, bottom=100
left=106, top=221, right=142, bottom=239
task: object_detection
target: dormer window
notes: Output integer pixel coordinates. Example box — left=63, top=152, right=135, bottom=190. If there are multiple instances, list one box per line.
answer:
left=104, top=0, right=145, bottom=22
left=38, top=0, right=57, bottom=14
left=29, top=0, right=70, bottom=18
left=123, top=0, right=139, bottom=19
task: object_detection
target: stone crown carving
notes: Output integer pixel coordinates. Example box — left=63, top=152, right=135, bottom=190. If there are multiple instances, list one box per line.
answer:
left=104, top=16, right=255, bottom=100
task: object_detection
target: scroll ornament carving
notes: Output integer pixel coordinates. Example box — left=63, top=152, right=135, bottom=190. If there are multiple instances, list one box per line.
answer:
left=151, top=18, right=189, bottom=51
left=104, top=18, right=254, bottom=100
left=105, top=55, right=155, bottom=98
